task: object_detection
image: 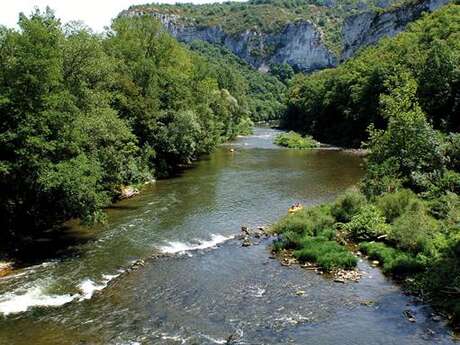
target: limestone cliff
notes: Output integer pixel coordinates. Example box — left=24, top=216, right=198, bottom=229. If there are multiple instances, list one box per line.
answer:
left=341, top=0, right=451, bottom=60
left=121, top=0, right=452, bottom=72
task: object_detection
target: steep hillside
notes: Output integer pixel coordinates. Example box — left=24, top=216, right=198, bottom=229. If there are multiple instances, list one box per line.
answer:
left=188, top=40, right=287, bottom=121
left=121, top=0, right=452, bottom=72
left=284, top=3, right=460, bottom=147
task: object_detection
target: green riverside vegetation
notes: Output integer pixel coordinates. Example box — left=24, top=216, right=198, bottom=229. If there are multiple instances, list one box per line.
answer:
left=273, top=3, right=460, bottom=325
left=0, top=9, right=262, bottom=238
left=274, top=131, right=319, bottom=149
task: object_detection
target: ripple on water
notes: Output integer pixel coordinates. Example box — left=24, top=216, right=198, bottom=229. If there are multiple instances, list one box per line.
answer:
left=2, top=128, right=452, bottom=345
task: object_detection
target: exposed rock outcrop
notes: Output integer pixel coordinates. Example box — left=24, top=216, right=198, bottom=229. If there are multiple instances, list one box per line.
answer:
left=122, top=0, right=452, bottom=72
left=145, top=13, right=336, bottom=72
left=341, top=0, right=451, bottom=60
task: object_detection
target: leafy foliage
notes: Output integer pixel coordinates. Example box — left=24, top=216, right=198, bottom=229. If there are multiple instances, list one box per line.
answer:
left=342, top=205, right=390, bottom=241
left=188, top=40, right=286, bottom=121
left=274, top=131, right=319, bottom=149
left=0, top=10, right=255, bottom=236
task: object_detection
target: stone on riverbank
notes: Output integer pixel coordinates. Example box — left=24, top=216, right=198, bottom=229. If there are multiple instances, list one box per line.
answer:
left=0, top=262, right=13, bottom=278
left=120, top=186, right=140, bottom=199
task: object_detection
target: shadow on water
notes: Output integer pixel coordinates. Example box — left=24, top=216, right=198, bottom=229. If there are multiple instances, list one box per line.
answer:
left=0, top=224, right=97, bottom=268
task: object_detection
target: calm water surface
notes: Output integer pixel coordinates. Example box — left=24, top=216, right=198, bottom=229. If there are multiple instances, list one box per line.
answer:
left=0, top=128, right=455, bottom=344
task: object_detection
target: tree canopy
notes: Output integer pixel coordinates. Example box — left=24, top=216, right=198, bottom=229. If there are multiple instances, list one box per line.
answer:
left=0, top=9, right=254, bottom=237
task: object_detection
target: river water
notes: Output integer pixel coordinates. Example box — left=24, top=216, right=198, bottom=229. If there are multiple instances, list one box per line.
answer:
left=0, top=128, right=456, bottom=344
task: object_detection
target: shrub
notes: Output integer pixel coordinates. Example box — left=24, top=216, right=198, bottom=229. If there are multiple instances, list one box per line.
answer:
left=444, top=133, right=460, bottom=171
left=272, top=231, right=303, bottom=251
left=274, top=131, right=319, bottom=149
left=359, top=242, right=396, bottom=262
left=359, top=242, right=424, bottom=276
left=436, top=170, right=460, bottom=195
left=389, top=201, right=440, bottom=255
left=383, top=255, right=425, bottom=276
left=332, top=190, right=367, bottom=223
left=418, top=237, right=460, bottom=322
left=375, top=189, right=417, bottom=223
left=428, top=191, right=460, bottom=220
left=271, top=212, right=311, bottom=235
left=343, top=205, right=390, bottom=241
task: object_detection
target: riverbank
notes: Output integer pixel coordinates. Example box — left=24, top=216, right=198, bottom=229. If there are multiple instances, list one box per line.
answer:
left=270, top=191, right=460, bottom=330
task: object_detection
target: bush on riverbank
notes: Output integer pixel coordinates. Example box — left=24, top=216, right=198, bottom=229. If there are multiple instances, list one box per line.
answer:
left=271, top=206, right=357, bottom=271
left=274, top=131, right=319, bottom=149
left=359, top=242, right=425, bottom=276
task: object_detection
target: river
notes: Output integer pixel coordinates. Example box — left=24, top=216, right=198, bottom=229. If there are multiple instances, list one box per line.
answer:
left=0, top=128, right=456, bottom=344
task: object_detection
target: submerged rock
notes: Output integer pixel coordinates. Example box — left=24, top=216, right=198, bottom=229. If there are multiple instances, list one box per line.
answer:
left=404, top=309, right=417, bottom=323
left=242, top=238, right=252, bottom=247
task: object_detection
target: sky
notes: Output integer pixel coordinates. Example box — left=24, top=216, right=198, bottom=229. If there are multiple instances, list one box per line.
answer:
left=0, top=0, right=245, bottom=32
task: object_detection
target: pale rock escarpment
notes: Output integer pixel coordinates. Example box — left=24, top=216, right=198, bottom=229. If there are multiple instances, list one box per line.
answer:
left=122, top=0, right=452, bottom=72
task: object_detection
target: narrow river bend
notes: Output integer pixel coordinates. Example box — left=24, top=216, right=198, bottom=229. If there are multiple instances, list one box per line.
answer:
left=0, top=128, right=455, bottom=344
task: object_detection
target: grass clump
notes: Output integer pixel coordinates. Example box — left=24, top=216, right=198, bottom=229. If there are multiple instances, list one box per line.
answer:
left=389, top=202, right=439, bottom=255
left=375, top=189, right=417, bottom=223
left=294, top=237, right=357, bottom=271
left=359, top=242, right=424, bottom=276
left=274, top=131, right=319, bottom=149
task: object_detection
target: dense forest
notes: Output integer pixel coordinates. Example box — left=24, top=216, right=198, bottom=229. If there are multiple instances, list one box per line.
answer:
left=274, top=4, right=460, bottom=324
left=0, top=9, right=269, bottom=238
left=188, top=40, right=287, bottom=122
left=283, top=3, right=459, bottom=147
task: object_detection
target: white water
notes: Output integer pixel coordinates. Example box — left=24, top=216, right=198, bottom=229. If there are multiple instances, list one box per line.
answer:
left=0, top=285, right=76, bottom=315
left=78, top=273, right=120, bottom=301
left=0, top=273, right=122, bottom=315
left=0, top=233, right=232, bottom=316
left=0, top=233, right=233, bottom=316
left=158, top=234, right=234, bottom=254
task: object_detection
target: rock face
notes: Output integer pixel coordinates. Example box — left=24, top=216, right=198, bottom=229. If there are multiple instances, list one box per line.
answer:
left=122, top=0, right=452, bottom=72
left=149, top=13, right=336, bottom=72
left=341, top=0, right=451, bottom=60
